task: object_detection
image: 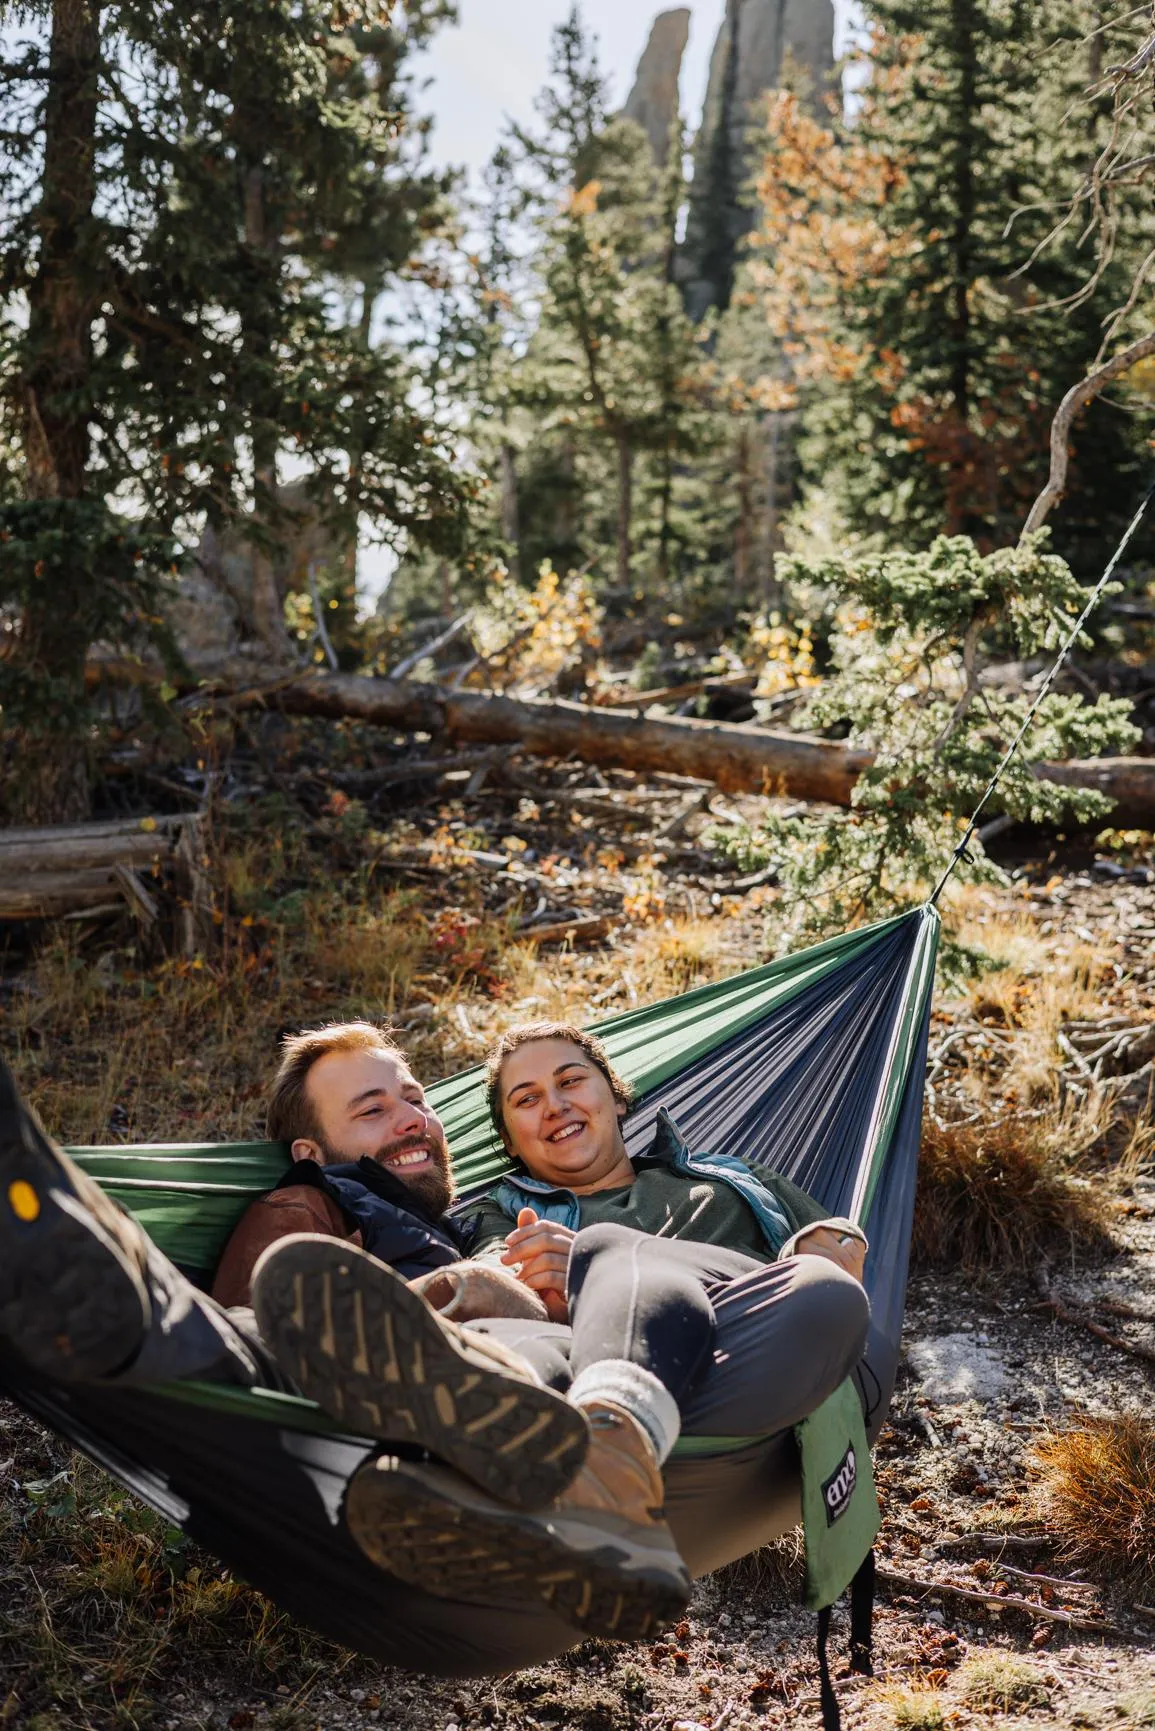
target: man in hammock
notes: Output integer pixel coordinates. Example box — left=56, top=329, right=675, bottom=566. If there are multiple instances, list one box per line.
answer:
left=209, top=1020, right=547, bottom=1324
left=0, top=1023, right=869, bottom=1639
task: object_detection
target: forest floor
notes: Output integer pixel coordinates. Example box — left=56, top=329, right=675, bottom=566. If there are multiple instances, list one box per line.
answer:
left=1, top=722, right=1154, bottom=1731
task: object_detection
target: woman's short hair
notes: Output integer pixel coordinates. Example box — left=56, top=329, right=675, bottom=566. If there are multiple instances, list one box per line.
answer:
left=485, top=1021, right=634, bottom=1143
left=267, top=1021, right=400, bottom=1143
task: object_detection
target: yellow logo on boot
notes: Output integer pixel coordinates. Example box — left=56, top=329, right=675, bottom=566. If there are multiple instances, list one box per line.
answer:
left=7, top=1181, right=40, bottom=1221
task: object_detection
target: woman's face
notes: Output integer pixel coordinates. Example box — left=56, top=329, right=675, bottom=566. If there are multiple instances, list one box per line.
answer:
left=498, top=1038, right=630, bottom=1193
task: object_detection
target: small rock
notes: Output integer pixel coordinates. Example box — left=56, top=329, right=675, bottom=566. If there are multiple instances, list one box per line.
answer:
left=907, top=1333, right=1009, bottom=1403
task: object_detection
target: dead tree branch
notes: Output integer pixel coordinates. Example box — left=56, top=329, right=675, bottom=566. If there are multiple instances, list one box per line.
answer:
left=1021, top=329, right=1155, bottom=536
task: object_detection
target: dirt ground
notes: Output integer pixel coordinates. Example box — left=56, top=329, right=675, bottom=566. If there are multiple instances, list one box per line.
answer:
left=1, top=757, right=1153, bottom=1731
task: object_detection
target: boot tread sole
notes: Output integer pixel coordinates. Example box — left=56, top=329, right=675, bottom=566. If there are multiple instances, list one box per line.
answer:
left=0, top=1080, right=148, bottom=1380
left=253, top=1240, right=588, bottom=1510
left=346, top=1459, right=690, bottom=1642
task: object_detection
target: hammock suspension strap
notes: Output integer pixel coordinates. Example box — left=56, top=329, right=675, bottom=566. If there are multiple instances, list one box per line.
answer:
left=929, top=479, right=1155, bottom=905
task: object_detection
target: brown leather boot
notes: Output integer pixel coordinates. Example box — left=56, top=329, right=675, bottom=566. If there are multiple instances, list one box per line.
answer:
left=345, top=1399, right=691, bottom=1641
left=0, top=1057, right=151, bottom=1380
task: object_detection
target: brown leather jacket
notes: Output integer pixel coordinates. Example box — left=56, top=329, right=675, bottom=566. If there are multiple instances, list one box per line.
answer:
left=211, top=1186, right=359, bottom=1309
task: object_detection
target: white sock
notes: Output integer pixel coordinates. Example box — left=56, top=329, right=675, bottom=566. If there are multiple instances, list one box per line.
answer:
left=568, top=1359, right=682, bottom=1465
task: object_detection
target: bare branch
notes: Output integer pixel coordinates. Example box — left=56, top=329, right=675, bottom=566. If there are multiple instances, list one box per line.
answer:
left=1021, top=328, right=1155, bottom=537
left=1097, top=239, right=1155, bottom=358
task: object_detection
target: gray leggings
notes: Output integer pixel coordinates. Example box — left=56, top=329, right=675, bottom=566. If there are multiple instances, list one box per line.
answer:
left=471, top=1222, right=871, bottom=1442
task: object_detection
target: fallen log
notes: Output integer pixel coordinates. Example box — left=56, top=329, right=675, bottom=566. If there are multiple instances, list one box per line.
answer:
left=228, top=671, right=872, bottom=806
left=0, top=816, right=200, bottom=928
left=222, top=669, right=1155, bottom=828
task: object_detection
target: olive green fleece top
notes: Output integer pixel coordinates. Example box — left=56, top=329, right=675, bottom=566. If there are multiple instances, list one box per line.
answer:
left=463, top=1157, right=831, bottom=1262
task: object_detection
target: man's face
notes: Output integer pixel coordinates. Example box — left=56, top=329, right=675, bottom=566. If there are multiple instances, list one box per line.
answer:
left=292, top=1047, right=453, bottom=1217
left=498, top=1037, right=627, bottom=1193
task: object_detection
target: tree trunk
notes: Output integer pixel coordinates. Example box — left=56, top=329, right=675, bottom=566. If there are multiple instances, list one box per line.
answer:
left=733, top=423, right=752, bottom=596
left=12, top=0, right=102, bottom=822
left=762, top=411, right=781, bottom=610
left=214, top=670, right=1155, bottom=827
left=240, top=164, right=294, bottom=662
left=499, top=442, right=520, bottom=574
left=656, top=436, right=673, bottom=588
left=945, top=0, right=978, bottom=537
left=616, top=433, right=633, bottom=589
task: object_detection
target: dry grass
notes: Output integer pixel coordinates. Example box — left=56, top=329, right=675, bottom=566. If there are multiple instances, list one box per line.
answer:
left=1031, top=1416, right=1155, bottom=1597
left=954, top=1653, right=1050, bottom=1712
left=712, top=1528, right=806, bottom=1604
left=1115, top=1687, right=1155, bottom=1725
left=3, top=1449, right=346, bottom=1730
left=873, top=1684, right=947, bottom=1730
left=1, top=803, right=739, bottom=1147
left=946, top=888, right=1120, bottom=1106
left=912, top=1105, right=1115, bottom=1271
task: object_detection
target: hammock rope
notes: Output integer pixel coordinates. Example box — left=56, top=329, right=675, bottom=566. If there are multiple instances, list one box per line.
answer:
left=929, top=478, right=1155, bottom=905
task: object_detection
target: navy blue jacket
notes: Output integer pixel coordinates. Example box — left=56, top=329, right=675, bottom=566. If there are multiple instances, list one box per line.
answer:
left=274, top=1157, right=469, bottom=1279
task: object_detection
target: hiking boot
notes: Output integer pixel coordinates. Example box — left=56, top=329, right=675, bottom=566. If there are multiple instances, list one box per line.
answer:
left=344, top=1401, right=691, bottom=1641
left=251, top=1234, right=589, bottom=1510
left=0, top=1056, right=151, bottom=1380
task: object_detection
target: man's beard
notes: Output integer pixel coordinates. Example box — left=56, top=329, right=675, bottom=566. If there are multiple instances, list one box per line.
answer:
left=318, top=1131, right=454, bottom=1219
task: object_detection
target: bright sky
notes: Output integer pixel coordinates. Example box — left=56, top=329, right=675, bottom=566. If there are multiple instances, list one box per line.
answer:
left=413, top=1, right=862, bottom=183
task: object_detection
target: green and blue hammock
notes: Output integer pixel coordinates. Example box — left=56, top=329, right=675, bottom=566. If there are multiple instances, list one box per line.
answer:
left=0, top=903, right=939, bottom=1675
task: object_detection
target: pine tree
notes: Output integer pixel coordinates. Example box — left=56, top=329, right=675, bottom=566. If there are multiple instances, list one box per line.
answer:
left=754, top=1, right=1150, bottom=564
left=528, top=115, right=712, bottom=593
left=721, top=533, right=1140, bottom=945
left=0, top=1, right=472, bottom=820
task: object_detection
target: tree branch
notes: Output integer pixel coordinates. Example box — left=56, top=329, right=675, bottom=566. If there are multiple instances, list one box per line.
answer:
left=1020, top=328, right=1155, bottom=537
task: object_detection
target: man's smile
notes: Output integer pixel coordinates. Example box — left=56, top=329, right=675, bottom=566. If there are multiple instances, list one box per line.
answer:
left=379, top=1139, right=441, bottom=1171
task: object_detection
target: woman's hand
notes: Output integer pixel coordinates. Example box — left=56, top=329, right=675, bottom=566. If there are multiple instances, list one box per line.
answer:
left=501, top=1207, right=576, bottom=1322
left=793, top=1225, right=867, bottom=1282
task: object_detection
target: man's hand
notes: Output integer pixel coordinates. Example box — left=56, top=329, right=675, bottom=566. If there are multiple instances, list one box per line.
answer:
left=501, top=1207, right=576, bottom=1322
left=793, top=1225, right=867, bottom=1282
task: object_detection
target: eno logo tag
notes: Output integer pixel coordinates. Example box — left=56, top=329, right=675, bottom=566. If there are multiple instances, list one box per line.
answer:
left=822, top=1444, right=857, bottom=1525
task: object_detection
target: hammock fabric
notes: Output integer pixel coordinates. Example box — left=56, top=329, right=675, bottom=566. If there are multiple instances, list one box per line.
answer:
left=0, top=904, right=938, bottom=1677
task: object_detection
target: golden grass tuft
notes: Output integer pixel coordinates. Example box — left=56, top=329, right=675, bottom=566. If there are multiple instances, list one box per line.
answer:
left=1031, top=1416, right=1155, bottom=1597
left=912, top=1106, right=1114, bottom=1271
left=955, top=1654, right=1049, bottom=1713
left=946, top=889, right=1120, bottom=1106
left=873, top=1684, right=947, bottom=1730
left=1115, top=1688, right=1155, bottom=1726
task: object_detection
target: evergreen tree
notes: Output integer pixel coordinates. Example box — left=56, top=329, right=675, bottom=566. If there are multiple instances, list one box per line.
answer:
left=527, top=114, right=712, bottom=592
left=721, top=533, right=1139, bottom=944
left=755, top=1, right=1150, bottom=564
left=0, top=1, right=472, bottom=820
